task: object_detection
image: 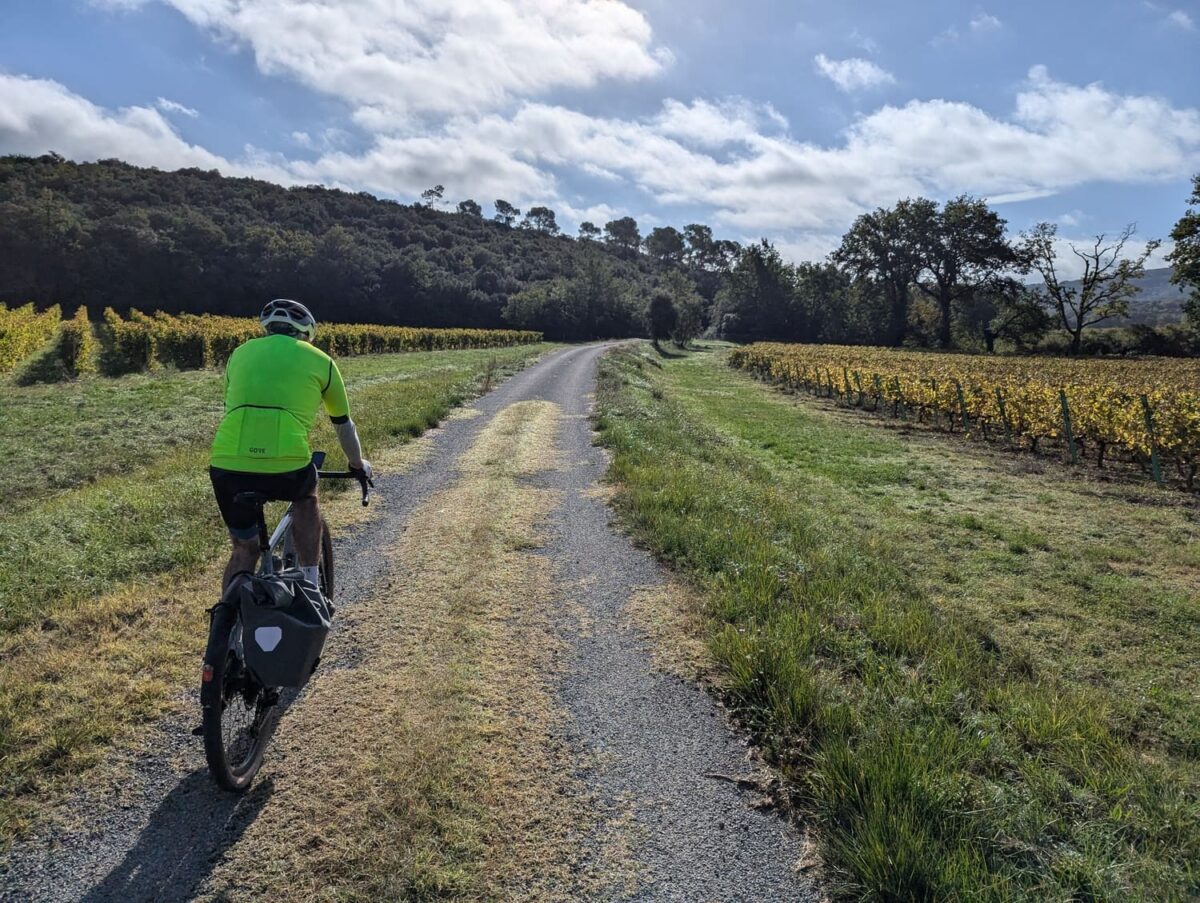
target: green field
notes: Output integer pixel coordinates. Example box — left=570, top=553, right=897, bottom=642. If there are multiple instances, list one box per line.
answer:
left=0, top=343, right=553, bottom=837
left=595, top=343, right=1200, bottom=900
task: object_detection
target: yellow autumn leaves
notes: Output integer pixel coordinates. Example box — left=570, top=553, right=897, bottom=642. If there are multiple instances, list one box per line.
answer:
left=730, top=342, right=1200, bottom=479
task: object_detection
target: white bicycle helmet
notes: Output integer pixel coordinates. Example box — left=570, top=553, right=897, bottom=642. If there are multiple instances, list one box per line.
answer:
left=259, top=298, right=317, bottom=340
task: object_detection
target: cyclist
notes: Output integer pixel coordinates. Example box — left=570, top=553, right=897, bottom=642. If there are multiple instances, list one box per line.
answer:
left=209, top=299, right=371, bottom=593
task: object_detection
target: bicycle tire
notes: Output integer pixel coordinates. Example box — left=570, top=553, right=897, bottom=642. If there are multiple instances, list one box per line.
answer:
left=201, top=602, right=278, bottom=792
left=320, top=515, right=334, bottom=599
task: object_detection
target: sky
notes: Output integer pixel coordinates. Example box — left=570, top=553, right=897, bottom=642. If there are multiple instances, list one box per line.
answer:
left=1, top=0, right=1198, bottom=274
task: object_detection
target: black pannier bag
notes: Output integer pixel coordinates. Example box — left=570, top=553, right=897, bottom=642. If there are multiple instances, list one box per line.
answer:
left=232, top=570, right=334, bottom=688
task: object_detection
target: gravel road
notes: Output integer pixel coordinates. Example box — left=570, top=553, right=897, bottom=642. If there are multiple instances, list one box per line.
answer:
left=1, top=344, right=818, bottom=902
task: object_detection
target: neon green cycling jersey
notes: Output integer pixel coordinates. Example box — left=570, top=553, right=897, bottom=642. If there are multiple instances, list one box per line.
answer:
left=210, top=334, right=350, bottom=474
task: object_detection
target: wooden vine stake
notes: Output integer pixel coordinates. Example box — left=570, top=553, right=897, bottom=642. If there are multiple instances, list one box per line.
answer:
left=892, top=376, right=907, bottom=420
left=995, top=386, right=1013, bottom=447
left=873, top=373, right=883, bottom=411
left=954, top=380, right=971, bottom=434
left=1140, top=394, right=1165, bottom=487
left=1059, top=390, right=1079, bottom=464
left=853, top=370, right=865, bottom=407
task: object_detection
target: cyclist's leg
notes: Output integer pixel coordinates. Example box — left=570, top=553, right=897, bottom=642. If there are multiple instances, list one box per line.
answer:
left=223, top=537, right=259, bottom=589
left=210, top=467, right=263, bottom=589
left=291, top=494, right=321, bottom=567
left=283, top=464, right=322, bottom=569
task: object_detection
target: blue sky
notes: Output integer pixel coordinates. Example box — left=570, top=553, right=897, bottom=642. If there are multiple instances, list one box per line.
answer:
left=1, top=0, right=1197, bottom=273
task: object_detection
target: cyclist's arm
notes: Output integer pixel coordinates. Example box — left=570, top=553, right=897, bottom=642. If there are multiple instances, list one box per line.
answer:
left=323, top=360, right=368, bottom=471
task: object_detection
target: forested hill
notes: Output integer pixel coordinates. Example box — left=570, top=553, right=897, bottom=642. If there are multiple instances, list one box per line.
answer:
left=0, top=154, right=734, bottom=338
left=1084, top=268, right=1188, bottom=327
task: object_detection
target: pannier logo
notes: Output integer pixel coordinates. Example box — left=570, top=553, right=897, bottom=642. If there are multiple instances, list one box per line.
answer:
left=255, top=626, right=283, bottom=652
left=249, top=447, right=267, bottom=454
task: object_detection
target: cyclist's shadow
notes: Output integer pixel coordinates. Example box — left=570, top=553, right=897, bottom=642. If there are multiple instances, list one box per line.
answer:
left=80, top=769, right=274, bottom=903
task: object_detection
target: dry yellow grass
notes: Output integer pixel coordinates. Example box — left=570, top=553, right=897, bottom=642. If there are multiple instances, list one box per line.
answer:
left=0, top=438, right=431, bottom=841
left=201, top=401, right=635, bottom=901
left=622, top=583, right=714, bottom=682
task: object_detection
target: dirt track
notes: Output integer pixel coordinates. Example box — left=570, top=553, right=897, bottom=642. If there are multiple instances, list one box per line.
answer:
left=0, top=344, right=818, bottom=902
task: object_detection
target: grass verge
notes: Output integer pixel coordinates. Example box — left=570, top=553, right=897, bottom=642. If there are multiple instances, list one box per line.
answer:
left=0, top=345, right=554, bottom=631
left=594, top=343, right=1199, bottom=900
left=0, top=346, right=554, bottom=842
left=201, top=400, right=627, bottom=900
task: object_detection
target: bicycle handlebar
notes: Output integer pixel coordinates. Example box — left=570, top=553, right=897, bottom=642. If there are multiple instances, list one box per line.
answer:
left=317, top=469, right=373, bottom=506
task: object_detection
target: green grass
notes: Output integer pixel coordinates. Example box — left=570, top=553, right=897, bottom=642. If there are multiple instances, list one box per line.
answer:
left=595, top=343, right=1200, bottom=901
left=0, top=343, right=554, bottom=839
left=0, top=344, right=555, bottom=631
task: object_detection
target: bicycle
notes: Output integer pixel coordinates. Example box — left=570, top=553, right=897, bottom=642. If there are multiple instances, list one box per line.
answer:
left=200, top=451, right=372, bottom=792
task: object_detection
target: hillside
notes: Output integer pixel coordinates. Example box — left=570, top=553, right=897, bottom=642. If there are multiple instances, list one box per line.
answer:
left=1053, top=266, right=1189, bottom=327
left=1106, top=267, right=1189, bottom=326
left=0, top=155, right=728, bottom=338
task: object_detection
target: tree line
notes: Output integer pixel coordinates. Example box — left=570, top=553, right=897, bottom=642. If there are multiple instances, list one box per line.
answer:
left=2, top=154, right=1197, bottom=354
left=718, top=195, right=1197, bottom=356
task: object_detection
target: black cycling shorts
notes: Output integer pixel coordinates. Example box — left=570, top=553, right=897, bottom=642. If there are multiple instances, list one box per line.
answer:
left=210, top=464, right=318, bottom=540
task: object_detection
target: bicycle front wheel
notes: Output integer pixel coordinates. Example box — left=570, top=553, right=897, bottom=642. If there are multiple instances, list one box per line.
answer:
left=201, top=603, right=278, bottom=792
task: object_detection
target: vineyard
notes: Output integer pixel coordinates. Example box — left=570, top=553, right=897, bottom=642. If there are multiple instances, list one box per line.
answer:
left=729, top=342, right=1200, bottom=488
left=0, top=304, right=63, bottom=372
left=0, top=304, right=543, bottom=379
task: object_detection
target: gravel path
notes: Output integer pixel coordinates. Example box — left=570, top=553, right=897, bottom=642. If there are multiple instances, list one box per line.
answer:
left=1, top=344, right=817, bottom=902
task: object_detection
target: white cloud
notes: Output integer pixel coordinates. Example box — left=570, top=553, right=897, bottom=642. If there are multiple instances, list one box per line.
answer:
left=653, top=98, right=787, bottom=148
left=5, top=59, right=1198, bottom=266
left=0, top=74, right=232, bottom=171
left=848, top=28, right=879, bottom=55
left=931, top=26, right=960, bottom=46
left=813, top=54, right=896, bottom=92
left=134, top=0, right=664, bottom=120
left=155, top=97, right=199, bottom=118
left=969, top=12, right=1002, bottom=32
left=1167, top=9, right=1195, bottom=29
left=290, top=129, right=555, bottom=204
left=291, top=127, right=351, bottom=152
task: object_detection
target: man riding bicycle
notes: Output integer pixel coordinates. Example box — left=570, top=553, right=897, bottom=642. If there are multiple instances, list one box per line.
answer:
left=209, top=299, right=371, bottom=593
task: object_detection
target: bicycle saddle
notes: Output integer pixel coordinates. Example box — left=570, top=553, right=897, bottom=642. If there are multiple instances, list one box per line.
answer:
left=234, top=491, right=270, bottom=506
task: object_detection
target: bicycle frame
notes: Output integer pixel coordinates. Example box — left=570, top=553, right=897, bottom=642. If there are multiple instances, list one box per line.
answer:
left=260, top=509, right=296, bottom=577
left=248, top=450, right=371, bottom=577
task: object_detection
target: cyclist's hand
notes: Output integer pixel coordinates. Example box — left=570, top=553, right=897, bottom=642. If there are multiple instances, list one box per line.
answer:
left=351, top=459, right=373, bottom=482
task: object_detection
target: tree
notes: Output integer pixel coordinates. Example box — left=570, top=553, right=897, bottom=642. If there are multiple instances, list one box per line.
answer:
left=647, top=291, right=677, bottom=347
left=521, top=206, right=560, bottom=234
left=659, top=269, right=703, bottom=346
left=983, top=282, right=1052, bottom=352
left=493, top=199, right=520, bottom=227
left=1167, top=174, right=1200, bottom=334
left=834, top=203, right=923, bottom=346
left=645, top=226, right=685, bottom=267
left=1020, top=222, right=1160, bottom=354
left=792, top=260, right=854, bottom=344
left=714, top=241, right=797, bottom=341
left=683, top=223, right=716, bottom=268
left=578, top=221, right=601, bottom=241
left=604, top=216, right=641, bottom=255
left=910, top=196, right=1018, bottom=349
left=420, top=184, right=445, bottom=208
left=457, top=199, right=482, bottom=217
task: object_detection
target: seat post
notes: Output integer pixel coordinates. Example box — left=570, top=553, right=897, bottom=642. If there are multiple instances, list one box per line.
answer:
left=256, top=502, right=271, bottom=574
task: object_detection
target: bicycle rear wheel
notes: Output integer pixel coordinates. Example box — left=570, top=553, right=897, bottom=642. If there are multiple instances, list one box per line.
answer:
left=201, top=603, right=278, bottom=792
left=319, top=515, right=334, bottom=599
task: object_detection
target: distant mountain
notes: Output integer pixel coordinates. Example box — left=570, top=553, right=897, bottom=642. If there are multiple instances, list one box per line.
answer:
left=1058, top=267, right=1189, bottom=328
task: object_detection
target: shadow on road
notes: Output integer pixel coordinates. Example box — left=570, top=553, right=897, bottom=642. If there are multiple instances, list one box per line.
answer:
left=80, top=770, right=274, bottom=903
